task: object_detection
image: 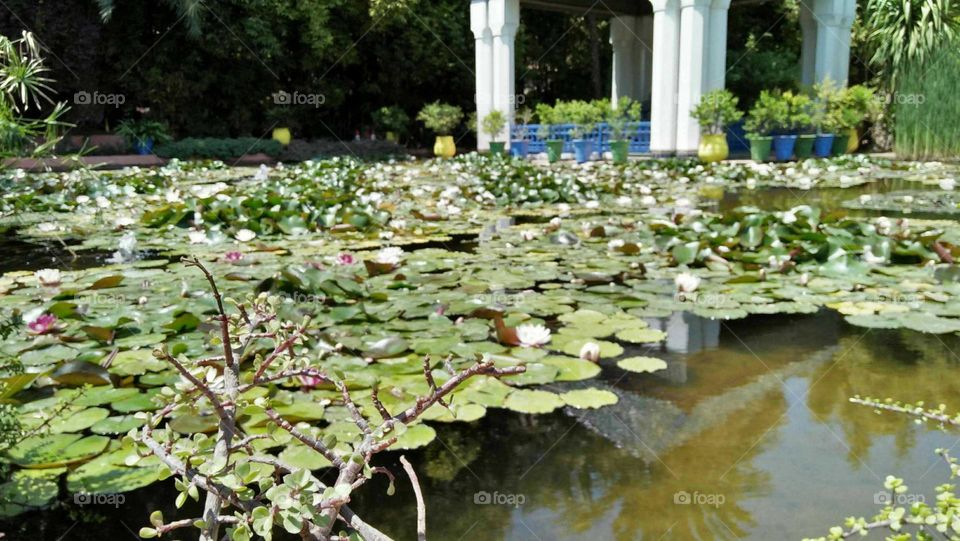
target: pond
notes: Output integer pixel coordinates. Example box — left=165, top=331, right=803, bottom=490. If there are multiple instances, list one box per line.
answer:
left=8, top=311, right=959, bottom=540
left=1, top=155, right=960, bottom=540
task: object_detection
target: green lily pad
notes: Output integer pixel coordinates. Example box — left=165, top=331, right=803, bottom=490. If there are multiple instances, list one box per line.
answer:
left=617, top=356, right=668, bottom=374
left=502, top=389, right=564, bottom=414
left=392, top=423, right=437, bottom=450
left=560, top=389, right=619, bottom=409
left=615, top=328, right=667, bottom=343
left=7, top=434, right=110, bottom=468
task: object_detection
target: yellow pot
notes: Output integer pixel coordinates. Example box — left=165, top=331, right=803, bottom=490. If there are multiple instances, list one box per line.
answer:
left=272, top=127, right=291, bottom=146
left=846, top=128, right=858, bottom=153
left=698, top=134, right=729, bottom=163
left=433, top=135, right=456, bottom=158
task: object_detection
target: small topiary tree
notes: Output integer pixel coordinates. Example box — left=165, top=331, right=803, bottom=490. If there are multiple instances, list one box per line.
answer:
left=416, top=102, right=463, bottom=136
left=481, top=109, right=507, bottom=143
left=690, top=89, right=742, bottom=136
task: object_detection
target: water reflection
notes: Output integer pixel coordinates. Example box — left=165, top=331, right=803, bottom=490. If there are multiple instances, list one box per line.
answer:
left=353, top=313, right=960, bottom=541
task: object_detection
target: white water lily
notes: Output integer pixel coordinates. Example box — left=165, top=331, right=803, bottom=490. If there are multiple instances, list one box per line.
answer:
left=189, top=230, right=209, bottom=244
left=235, top=229, right=257, bottom=242
left=115, top=216, right=135, bottom=228
left=607, top=239, right=625, bottom=251
left=674, top=272, right=701, bottom=293
left=35, top=268, right=62, bottom=287
left=516, top=324, right=551, bottom=347
left=799, top=272, right=810, bottom=286
left=903, top=195, right=914, bottom=204
left=585, top=200, right=600, bottom=209
left=616, top=196, right=632, bottom=206
left=940, top=178, right=956, bottom=191
left=641, top=195, right=656, bottom=206
left=375, top=246, right=404, bottom=266
left=254, top=164, right=270, bottom=182
left=782, top=210, right=797, bottom=224
left=863, top=245, right=886, bottom=265
left=859, top=194, right=872, bottom=204
left=579, top=341, right=601, bottom=362
left=520, top=229, right=538, bottom=241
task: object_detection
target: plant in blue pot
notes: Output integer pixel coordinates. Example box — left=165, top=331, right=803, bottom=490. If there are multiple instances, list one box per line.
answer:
left=811, top=79, right=841, bottom=158
left=767, top=90, right=810, bottom=161
left=535, top=103, right=563, bottom=163
left=510, top=108, right=533, bottom=158
left=116, top=119, right=171, bottom=155
left=564, top=99, right=601, bottom=164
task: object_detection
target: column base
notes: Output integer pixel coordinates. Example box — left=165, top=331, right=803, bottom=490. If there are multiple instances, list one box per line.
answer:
left=648, top=150, right=678, bottom=158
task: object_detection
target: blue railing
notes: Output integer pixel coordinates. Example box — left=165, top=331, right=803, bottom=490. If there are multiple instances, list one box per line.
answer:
left=511, top=121, right=751, bottom=156
left=511, top=122, right=651, bottom=154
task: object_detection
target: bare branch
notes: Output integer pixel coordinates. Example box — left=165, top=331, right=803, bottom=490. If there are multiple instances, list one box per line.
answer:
left=264, top=408, right=345, bottom=468
left=400, top=456, right=426, bottom=541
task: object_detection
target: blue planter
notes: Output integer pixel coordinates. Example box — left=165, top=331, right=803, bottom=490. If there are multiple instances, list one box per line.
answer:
left=134, top=137, right=154, bottom=155
left=813, top=134, right=835, bottom=158
left=772, top=134, right=798, bottom=161
left=572, top=139, right=592, bottom=163
left=509, top=140, right=529, bottom=159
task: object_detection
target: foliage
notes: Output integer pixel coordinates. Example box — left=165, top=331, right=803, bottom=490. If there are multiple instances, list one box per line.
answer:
left=96, top=0, right=204, bottom=36
left=0, top=31, right=69, bottom=159
left=894, top=45, right=960, bottom=159
left=128, top=258, right=525, bottom=540
left=832, top=85, right=879, bottom=131
left=371, top=106, right=410, bottom=138
left=115, top=119, right=172, bottom=147
left=480, top=109, right=507, bottom=141
left=417, top=102, right=463, bottom=135
left=606, top=97, right=643, bottom=140
left=804, top=398, right=960, bottom=540
left=811, top=80, right=844, bottom=134
left=553, top=99, right=604, bottom=139
left=535, top=103, right=559, bottom=139
left=154, top=137, right=282, bottom=160
left=140, top=158, right=389, bottom=234
left=744, top=90, right=783, bottom=136
left=690, top=90, right=743, bottom=136
left=862, top=0, right=960, bottom=92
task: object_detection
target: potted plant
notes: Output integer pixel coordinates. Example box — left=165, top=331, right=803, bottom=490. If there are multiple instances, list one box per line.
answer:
left=811, top=80, right=841, bottom=158
left=744, top=91, right=779, bottom=161
left=831, top=84, right=877, bottom=155
left=689, top=89, right=742, bottom=163
left=536, top=103, right=563, bottom=163
left=372, top=105, right=409, bottom=143
left=565, top=100, right=601, bottom=164
left=481, top=109, right=508, bottom=155
left=510, top=108, right=533, bottom=159
left=115, top=119, right=171, bottom=155
left=606, top=97, right=642, bottom=164
left=768, top=90, right=807, bottom=161
left=417, top=102, right=463, bottom=158
left=793, top=93, right=817, bottom=159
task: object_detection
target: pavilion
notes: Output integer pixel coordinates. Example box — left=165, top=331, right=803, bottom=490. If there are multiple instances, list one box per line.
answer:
left=470, top=0, right=857, bottom=154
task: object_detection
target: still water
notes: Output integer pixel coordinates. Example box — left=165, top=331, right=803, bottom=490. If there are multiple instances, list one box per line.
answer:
left=354, top=312, right=960, bottom=541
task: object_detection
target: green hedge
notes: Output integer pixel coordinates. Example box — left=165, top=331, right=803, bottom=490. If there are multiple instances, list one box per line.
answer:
left=154, top=138, right=283, bottom=160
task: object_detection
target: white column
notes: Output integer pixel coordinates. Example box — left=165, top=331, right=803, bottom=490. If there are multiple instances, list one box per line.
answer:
left=489, top=0, right=520, bottom=146
left=835, top=0, right=856, bottom=84
left=636, top=15, right=654, bottom=102
left=799, top=0, right=818, bottom=86
left=471, top=0, right=494, bottom=150
left=706, top=0, right=730, bottom=91
left=610, top=15, right=638, bottom=106
left=650, top=0, right=681, bottom=154
left=812, top=0, right=843, bottom=85
left=675, top=0, right=710, bottom=154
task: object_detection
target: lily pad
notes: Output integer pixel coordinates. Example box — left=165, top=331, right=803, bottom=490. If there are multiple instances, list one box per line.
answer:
left=617, top=356, right=668, bottom=374
left=502, top=389, right=564, bottom=414
left=560, top=389, right=619, bottom=409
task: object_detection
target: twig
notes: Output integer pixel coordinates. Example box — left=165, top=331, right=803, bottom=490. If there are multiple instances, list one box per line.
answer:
left=264, top=408, right=345, bottom=468
left=400, top=456, right=426, bottom=541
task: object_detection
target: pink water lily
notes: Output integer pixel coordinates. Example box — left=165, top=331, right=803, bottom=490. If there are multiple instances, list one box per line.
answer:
left=27, top=313, right=58, bottom=335
left=224, top=251, right=244, bottom=263
left=336, top=253, right=356, bottom=266
left=299, top=373, right=325, bottom=388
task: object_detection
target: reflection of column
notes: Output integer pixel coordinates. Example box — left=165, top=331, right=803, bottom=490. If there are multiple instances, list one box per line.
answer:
left=799, top=1, right=818, bottom=86
left=610, top=15, right=638, bottom=106
left=489, top=0, right=520, bottom=147
left=636, top=15, right=654, bottom=103
left=650, top=0, right=681, bottom=154
left=471, top=0, right=494, bottom=150
left=662, top=312, right=721, bottom=354
left=706, top=0, right=729, bottom=91
left=676, top=0, right=710, bottom=154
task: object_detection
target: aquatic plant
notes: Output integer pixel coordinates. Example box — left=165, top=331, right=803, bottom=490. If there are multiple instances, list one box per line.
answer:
left=131, top=258, right=525, bottom=540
